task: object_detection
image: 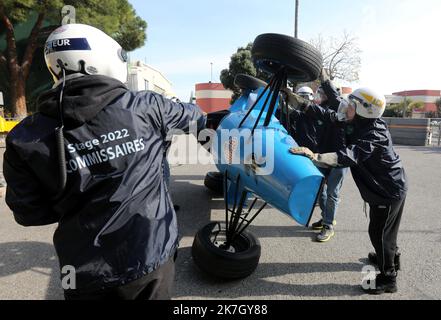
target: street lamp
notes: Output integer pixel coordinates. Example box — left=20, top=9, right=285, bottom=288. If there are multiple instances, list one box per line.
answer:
left=294, top=0, right=299, bottom=38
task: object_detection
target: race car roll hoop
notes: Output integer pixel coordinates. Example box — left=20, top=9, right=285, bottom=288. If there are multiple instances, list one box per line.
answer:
left=192, top=34, right=324, bottom=280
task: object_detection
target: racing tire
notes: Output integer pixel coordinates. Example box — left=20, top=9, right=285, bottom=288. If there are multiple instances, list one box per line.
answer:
left=234, top=74, right=268, bottom=91
left=252, top=33, right=323, bottom=82
left=204, top=171, right=224, bottom=194
left=192, top=222, right=261, bottom=280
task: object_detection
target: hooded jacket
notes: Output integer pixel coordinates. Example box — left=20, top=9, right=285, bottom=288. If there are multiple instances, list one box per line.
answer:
left=305, top=105, right=408, bottom=205
left=317, top=80, right=346, bottom=154
left=3, top=75, right=206, bottom=292
left=279, top=80, right=343, bottom=154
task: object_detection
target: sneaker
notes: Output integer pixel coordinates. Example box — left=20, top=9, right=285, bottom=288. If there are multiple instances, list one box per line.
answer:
left=362, top=273, right=397, bottom=295
left=368, top=252, right=401, bottom=271
left=311, top=219, right=325, bottom=230
left=311, top=219, right=337, bottom=230
left=316, top=225, right=335, bottom=242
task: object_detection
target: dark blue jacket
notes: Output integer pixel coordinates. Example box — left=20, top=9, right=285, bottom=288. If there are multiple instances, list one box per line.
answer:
left=280, top=80, right=343, bottom=153
left=305, top=105, right=408, bottom=205
left=3, top=75, right=206, bottom=292
left=316, top=80, right=345, bottom=154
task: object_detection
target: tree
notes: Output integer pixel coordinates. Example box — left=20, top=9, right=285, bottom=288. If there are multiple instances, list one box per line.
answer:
left=386, top=98, right=423, bottom=118
left=310, top=31, right=361, bottom=82
left=407, top=101, right=424, bottom=117
left=220, top=43, right=268, bottom=103
left=0, top=0, right=147, bottom=118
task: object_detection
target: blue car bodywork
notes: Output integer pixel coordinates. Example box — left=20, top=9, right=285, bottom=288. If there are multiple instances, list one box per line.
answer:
left=213, top=88, right=324, bottom=226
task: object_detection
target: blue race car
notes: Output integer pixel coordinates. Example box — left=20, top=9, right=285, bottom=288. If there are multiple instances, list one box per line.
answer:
left=193, top=34, right=325, bottom=280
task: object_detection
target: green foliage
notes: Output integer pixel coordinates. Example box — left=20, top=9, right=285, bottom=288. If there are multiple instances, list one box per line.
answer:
left=1, top=0, right=147, bottom=54
left=383, top=104, right=403, bottom=118
left=58, top=0, right=147, bottom=51
left=408, top=101, right=424, bottom=112
left=2, top=0, right=63, bottom=23
left=220, top=43, right=268, bottom=103
left=385, top=98, right=424, bottom=118
left=1, top=0, right=147, bottom=115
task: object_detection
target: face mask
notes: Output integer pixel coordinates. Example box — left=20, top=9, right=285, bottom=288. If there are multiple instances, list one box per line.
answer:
left=299, top=94, right=313, bottom=101
left=337, top=99, right=350, bottom=121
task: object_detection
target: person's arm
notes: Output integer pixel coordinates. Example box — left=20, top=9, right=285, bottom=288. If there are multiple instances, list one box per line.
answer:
left=319, top=68, right=341, bottom=110
left=143, top=91, right=207, bottom=136
left=321, top=80, right=342, bottom=110
left=288, top=107, right=302, bottom=121
left=3, top=143, right=60, bottom=226
left=290, top=139, right=374, bottom=169
left=304, top=103, right=340, bottom=123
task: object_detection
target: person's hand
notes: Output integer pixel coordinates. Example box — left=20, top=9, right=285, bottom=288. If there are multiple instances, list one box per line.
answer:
left=290, top=147, right=315, bottom=160
left=280, top=88, right=310, bottom=110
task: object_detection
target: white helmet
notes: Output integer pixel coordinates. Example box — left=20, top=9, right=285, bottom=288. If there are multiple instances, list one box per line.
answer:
left=297, top=86, right=314, bottom=101
left=44, top=24, right=128, bottom=85
left=349, top=88, right=386, bottom=119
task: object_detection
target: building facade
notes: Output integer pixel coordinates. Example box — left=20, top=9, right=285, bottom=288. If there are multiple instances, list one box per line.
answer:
left=127, top=61, right=175, bottom=98
left=386, top=90, right=440, bottom=113
left=195, top=83, right=233, bottom=113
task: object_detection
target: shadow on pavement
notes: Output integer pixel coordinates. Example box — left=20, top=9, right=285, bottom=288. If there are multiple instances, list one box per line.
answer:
left=0, top=241, right=63, bottom=300
left=170, top=174, right=318, bottom=241
left=170, top=174, right=364, bottom=298
left=175, top=247, right=364, bottom=299
left=0, top=172, right=351, bottom=300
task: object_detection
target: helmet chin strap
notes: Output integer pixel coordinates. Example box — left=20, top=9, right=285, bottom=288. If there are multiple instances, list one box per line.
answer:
left=52, top=59, right=68, bottom=201
left=50, top=60, right=89, bottom=85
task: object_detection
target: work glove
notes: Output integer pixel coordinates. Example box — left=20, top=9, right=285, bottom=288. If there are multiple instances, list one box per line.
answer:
left=280, top=88, right=311, bottom=111
left=289, top=147, right=316, bottom=161
left=290, top=147, right=340, bottom=168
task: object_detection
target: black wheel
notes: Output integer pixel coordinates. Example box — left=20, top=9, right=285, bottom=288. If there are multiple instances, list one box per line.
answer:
left=192, top=222, right=261, bottom=280
left=252, top=33, right=323, bottom=82
left=204, top=171, right=224, bottom=194
left=234, top=74, right=267, bottom=91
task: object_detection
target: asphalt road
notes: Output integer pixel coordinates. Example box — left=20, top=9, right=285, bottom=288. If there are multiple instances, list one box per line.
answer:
left=0, top=144, right=440, bottom=300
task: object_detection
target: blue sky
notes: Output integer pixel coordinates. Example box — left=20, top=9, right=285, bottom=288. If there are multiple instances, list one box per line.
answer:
left=129, top=0, right=440, bottom=100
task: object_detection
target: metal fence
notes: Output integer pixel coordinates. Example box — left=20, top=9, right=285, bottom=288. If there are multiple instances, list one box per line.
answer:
left=429, top=119, right=441, bottom=147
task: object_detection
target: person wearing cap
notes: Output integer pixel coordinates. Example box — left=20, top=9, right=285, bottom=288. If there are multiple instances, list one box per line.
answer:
left=3, top=24, right=206, bottom=300
left=288, top=88, right=407, bottom=294
left=309, top=72, right=349, bottom=243
left=277, top=85, right=325, bottom=156
left=281, top=73, right=347, bottom=243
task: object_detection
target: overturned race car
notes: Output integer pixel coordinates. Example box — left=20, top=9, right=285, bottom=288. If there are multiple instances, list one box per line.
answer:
left=192, top=33, right=325, bottom=280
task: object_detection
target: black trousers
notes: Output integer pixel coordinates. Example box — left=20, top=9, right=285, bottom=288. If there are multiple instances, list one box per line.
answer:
left=368, top=196, right=406, bottom=276
left=64, top=256, right=176, bottom=300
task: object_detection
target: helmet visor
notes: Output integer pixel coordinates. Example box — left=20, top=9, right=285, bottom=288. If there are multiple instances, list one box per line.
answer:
left=349, top=94, right=372, bottom=113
